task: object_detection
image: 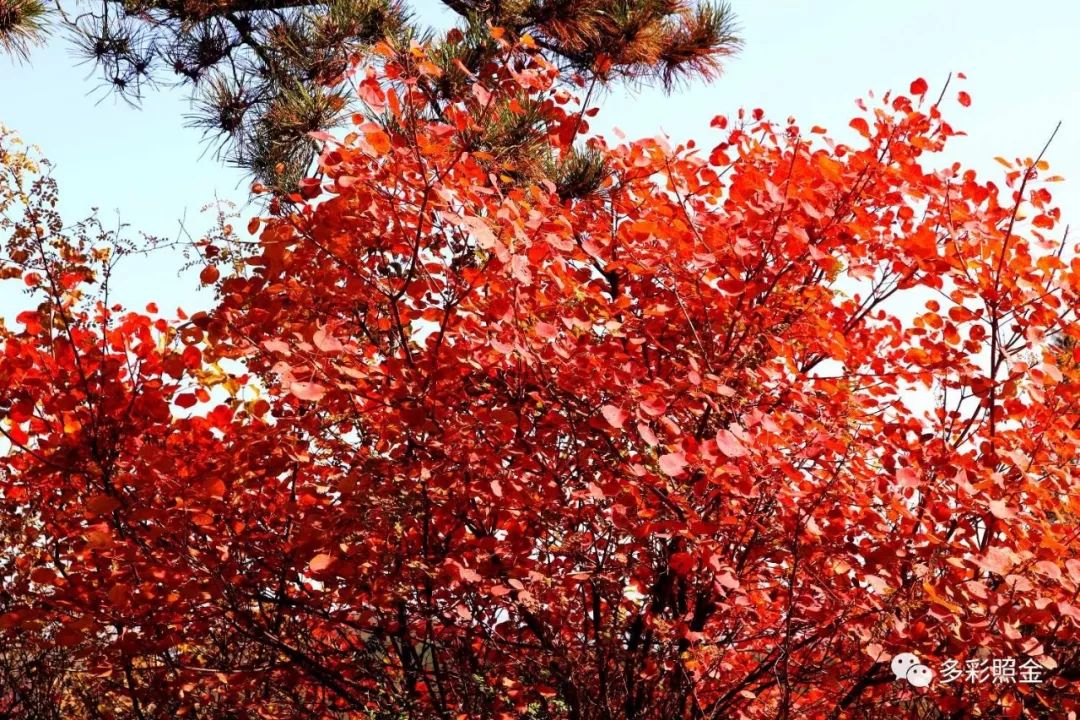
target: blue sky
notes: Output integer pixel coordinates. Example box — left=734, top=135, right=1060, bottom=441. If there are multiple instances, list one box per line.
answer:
left=1, top=0, right=1078, bottom=315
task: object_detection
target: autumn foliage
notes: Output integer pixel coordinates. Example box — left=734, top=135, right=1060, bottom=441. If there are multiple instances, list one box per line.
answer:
left=1, top=38, right=1079, bottom=719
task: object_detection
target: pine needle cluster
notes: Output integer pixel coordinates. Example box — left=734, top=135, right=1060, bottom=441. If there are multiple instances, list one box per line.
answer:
left=2, top=0, right=740, bottom=195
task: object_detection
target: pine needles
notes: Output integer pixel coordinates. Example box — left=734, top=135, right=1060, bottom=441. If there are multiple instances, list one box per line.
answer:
left=0, top=0, right=49, bottom=61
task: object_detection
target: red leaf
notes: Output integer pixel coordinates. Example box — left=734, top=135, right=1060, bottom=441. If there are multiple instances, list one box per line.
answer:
left=909, top=77, right=928, bottom=96
left=1032, top=214, right=1055, bottom=230
left=86, top=495, right=121, bottom=515
left=313, top=326, right=345, bottom=353
left=290, top=381, right=327, bottom=402
left=659, top=452, right=687, bottom=476
left=534, top=321, right=558, bottom=339
left=601, top=404, right=628, bottom=429
left=669, top=552, right=694, bottom=577
left=637, top=423, right=659, bottom=446
left=895, top=467, right=920, bottom=489
left=472, top=83, right=492, bottom=106
left=640, top=398, right=666, bottom=417
left=55, top=625, right=83, bottom=647
left=976, top=547, right=1013, bottom=576
left=716, top=570, right=740, bottom=591
left=30, top=567, right=57, bottom=585
left=446, top=559, right=482, bottom=584
left=175, top=393, right=198, bottom=409
left=715, top=429, right=747, bottom=458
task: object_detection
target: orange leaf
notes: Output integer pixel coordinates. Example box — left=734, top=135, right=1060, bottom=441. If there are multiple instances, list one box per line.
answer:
left=366, top=129, right=391, bottom=155
left=203, top=478, right=226, bottom=499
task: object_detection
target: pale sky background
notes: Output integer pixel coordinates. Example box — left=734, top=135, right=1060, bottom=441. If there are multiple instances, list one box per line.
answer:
left=0, top=0, right=1077, bottom=316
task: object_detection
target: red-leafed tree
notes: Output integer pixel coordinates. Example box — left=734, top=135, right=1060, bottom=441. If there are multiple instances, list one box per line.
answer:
left=2, top=37, right=1080, bottom=719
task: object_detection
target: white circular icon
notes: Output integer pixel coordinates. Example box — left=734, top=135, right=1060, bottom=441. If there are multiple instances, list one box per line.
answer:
left=891, top=652, right=919, bottom=680
left=906, top=663, right=934, bottom=688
